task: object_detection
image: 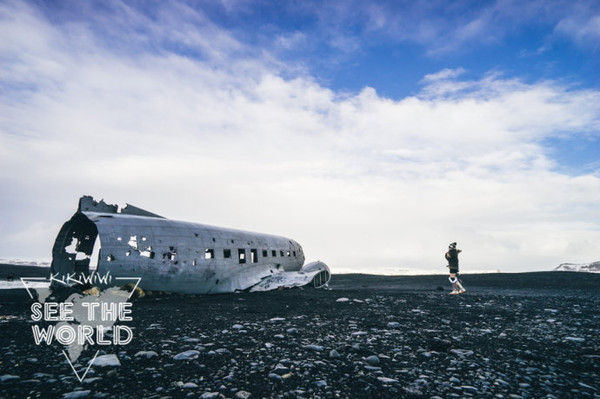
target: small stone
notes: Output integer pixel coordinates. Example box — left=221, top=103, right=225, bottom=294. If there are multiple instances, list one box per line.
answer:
left=0, top=375, right=19, bottom=383
left=271, top=364, right=290, bottom=375
left=578, top=382, right=596, bottom=390
left=329, top=349, right=342, bottom=359
left=62, top=391, right=91, bottom=399
left=135, top=351, right=158, bottom=359
left=377, top=377, right=399, bottom=384
left=449, top=349, right=474, bottom=357
left=173, top=350, right=200, bottom=361
left=92, top=354, right=120, bottom=367
left=363, top=355, right=380, bottom=366
left=182, top=382, right=198, bottom=388
left=81, top=377, right=101, bottom=384
left=564, top=337, right=585, bottom=342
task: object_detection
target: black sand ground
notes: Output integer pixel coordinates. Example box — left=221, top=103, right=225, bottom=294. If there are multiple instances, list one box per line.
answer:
left=1, top=265, right=599, bottom=398
left=0, top=263, right=51, bottom=279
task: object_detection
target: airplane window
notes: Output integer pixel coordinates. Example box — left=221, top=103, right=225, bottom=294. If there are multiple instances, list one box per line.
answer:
left=272, top=250, right=277, bottom=257
left=262, top=249, right=268, bottom=257
left=205, top=249, right=214, bottom=259
left=286, top=251, right=291, bottom=257
left=238, top=249, right=246, bottom=264
left=224, top=249, right=231, bottom=258
left=251, top=249, right=258, bottom=263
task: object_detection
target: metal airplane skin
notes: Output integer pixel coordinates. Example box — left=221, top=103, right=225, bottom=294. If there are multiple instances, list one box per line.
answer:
left=51, top=196, right=330, bottom=294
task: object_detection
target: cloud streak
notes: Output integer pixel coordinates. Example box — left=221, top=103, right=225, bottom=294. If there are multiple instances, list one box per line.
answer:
left=1, top=1, right=599, bottom=273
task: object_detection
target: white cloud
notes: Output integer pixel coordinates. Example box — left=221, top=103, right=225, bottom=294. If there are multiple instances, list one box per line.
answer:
left=554, top=15, right=600, bottom=47
left=1, top=1, right=599, bottom=273
left=307, top=0, right=600, bottom=56
left=422, top=68, right=467, bottom=82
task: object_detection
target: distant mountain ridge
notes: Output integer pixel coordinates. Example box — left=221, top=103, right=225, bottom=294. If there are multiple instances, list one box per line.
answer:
left=0, top=258, right=50, bottom=267
left=554, top=261, right=600, bottom=273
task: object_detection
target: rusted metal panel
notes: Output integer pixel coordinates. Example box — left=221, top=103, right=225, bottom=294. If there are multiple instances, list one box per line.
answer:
left=51, top=196, right=330, bottom=294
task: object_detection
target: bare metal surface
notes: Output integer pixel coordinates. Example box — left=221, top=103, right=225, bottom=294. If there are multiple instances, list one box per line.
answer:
left=51, top=196, right=330, bottom=294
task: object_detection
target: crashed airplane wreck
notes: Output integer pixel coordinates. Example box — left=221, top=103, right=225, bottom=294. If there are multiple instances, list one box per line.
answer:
left=51, top=196, right=330, bottom=294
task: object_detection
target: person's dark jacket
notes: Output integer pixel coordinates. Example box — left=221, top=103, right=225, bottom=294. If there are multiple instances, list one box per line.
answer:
left=445, top=249, right=461, bottom=271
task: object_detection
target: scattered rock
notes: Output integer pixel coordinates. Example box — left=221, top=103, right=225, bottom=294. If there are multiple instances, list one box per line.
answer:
left=173, top=350, right=200, bottom=361
left=0, top=375, right=20, bottom=383
left=62, top=391, right=91, bottom=399
left=92, top=354, right=121, bottom=367
left=449, top=349, right=474, bottom=357
left=135, top=351, right=159, bottom=359
left=363, top=355, right=380, bottom=366
left=564, top=336, right=585, bottom=342
left=182, top=382, right=198, bottom=388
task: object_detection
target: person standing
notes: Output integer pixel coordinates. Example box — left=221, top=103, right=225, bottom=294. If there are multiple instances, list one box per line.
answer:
left=445, top=242, right=466, bottom=294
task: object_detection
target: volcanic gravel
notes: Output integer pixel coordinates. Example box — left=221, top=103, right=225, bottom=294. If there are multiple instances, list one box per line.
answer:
left=1, top=270, right=599, bottom=398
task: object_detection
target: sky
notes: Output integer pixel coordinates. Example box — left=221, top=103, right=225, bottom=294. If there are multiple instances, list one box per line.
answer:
left=1, top=0, right=599, bottom=274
